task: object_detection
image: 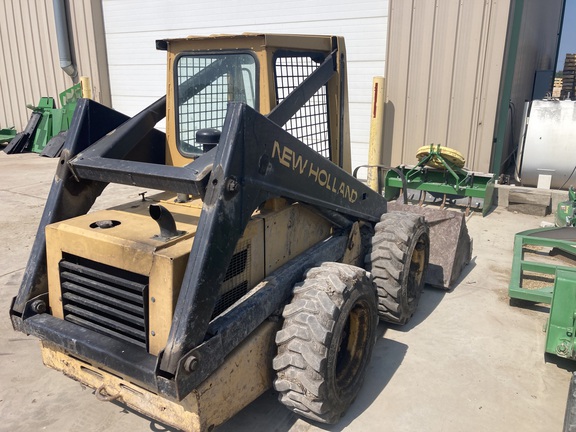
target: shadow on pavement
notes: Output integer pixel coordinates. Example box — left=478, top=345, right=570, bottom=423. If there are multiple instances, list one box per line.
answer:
left=112, top=284, right=442, bottom=432
left=217, top=325, right=408, bottom=432
left=107, top=402, right=180, bottom=432
left=388, top=286, right=446, bottom=333
left=545, top=353, right=576, bottom=373
left=316, top=328, right=408, bottom=432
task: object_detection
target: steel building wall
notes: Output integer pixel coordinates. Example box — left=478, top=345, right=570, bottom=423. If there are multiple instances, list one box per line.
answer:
left=384, top=0, right=511, bottom=172
left=101, top=0, right=388, bottom=171
left=506, top=0, right=564, bottom=171
left=0, top=0, right=111, bottom=132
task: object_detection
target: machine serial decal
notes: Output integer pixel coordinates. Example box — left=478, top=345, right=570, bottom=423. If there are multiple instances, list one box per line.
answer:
left=272, top=140, right=358, bottom=203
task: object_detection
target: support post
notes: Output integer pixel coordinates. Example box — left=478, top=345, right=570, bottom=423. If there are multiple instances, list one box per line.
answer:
left=367, top=77, right=386, bottom=192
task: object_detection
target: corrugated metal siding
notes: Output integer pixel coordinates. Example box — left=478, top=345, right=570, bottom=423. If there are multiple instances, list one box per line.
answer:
left=384, top=0, right=511, bottom=172
left=0, top=0, right=111, bottom=132
left=101, top=0, right=388, bottom=170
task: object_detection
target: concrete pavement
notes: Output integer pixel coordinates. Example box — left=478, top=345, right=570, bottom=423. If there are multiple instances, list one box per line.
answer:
left=0, top=151, right=571, bottom=432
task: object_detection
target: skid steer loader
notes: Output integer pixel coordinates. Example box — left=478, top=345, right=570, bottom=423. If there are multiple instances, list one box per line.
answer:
left=10, top=34, right=471, bottom=431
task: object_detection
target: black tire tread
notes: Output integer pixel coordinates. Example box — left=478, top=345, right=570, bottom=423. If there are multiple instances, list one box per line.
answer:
left=273, top=262, right=377, bottom=424
left=365, top=211, right=429, bottom=325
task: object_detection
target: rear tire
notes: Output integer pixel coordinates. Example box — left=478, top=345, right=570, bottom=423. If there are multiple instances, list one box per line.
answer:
left=365, top=212, right=430, bottom=325
left=273, top=262, right=378, bottom=424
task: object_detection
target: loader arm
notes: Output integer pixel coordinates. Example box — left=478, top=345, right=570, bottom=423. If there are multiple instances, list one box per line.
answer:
left=10, top=49, right=385, bottom=399
left=11, top=47, right=338, bottom=320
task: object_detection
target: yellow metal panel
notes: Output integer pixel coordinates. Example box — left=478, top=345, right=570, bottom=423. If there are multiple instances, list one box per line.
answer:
left=44, top=196, right=198, bottom=320
left=243, top=218, right=265, bottom=287
left=46, top=225, right=65, bottom=319
left=326, top=36, right=351, bottom=172
left=40, top=319, right=278, bottom=432
left=263, top=203, right=332, bottom=275
left=341, top=222, right=363, bottom=267
left=197, top=320, right=278, bottom=427
left=149, top=238, right=194, bottom=355
left=45, top=192, right=266, bottom=355
left=160, top=33, right=334, bottom=52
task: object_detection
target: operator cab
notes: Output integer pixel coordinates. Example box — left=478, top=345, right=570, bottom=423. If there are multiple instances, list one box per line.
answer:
left=158, top=33, right=350, bottom=171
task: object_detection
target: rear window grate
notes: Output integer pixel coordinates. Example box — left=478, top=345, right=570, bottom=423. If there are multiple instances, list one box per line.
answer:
left=59, top=254, right=149, bottom=349
left=274, top=53, right=331, bottom=158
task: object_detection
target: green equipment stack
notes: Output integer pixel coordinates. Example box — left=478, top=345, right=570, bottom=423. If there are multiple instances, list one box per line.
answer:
left=3, top=83, right=81, bottom=156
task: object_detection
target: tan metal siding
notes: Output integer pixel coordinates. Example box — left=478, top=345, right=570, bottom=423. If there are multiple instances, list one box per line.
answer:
left=384, top=0, right=412, bottom=167
left=425, top=0, right=460, bottom=149
left=446, top=1, right=487, bottom=160
left=0, top=0, right=111, bottom=132
left=403, top=0, right=435, bottom=163
left=471, top=0, right=511, bottom=171
left=384, top=0, right=511, bottom=172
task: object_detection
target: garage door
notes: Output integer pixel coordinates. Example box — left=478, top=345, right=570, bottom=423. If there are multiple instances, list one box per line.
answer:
left=102, top=0, right=388, bottom=172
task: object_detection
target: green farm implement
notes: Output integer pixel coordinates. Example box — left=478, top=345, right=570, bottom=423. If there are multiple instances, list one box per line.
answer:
left=508, top=225, right=576, bottom=431
left=0, top=127, right=17, bottom=144
left=3, top=83, right=82, bottom=156
left=384, top=144, right=495, bottom=216
left=556, top=187, right=576, bottom=228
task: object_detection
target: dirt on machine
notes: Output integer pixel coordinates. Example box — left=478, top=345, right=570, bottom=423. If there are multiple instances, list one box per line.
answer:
left=10, top=33, right=471, bottom=431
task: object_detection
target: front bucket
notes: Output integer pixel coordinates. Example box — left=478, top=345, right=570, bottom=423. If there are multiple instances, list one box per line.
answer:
left=388, top=202, right=472, bottom=289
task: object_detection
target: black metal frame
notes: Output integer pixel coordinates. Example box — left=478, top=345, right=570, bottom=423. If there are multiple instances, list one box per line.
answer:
left=10, top=43, right=387, bottom=400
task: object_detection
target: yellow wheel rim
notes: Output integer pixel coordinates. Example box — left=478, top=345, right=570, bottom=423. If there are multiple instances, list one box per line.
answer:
left=415, top=145, right=465, bottom=169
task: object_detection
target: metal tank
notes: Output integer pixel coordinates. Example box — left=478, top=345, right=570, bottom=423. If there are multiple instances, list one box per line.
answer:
left=520, top=100, right=576, bottom=189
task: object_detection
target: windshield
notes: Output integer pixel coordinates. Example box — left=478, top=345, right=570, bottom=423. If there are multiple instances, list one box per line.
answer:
left=175, top=53, right=257, bottom=156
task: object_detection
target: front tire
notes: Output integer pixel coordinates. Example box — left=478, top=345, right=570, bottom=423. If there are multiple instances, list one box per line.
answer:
left=273, top=262, right=378, bottom=424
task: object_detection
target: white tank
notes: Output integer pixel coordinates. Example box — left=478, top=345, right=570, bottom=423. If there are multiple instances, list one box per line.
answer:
left=520, top=100, right=576, bottom=189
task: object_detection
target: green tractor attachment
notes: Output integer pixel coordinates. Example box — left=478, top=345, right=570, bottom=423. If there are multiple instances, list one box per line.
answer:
left=546, top=268, right=576, bottom=359
left=0, top=127, right=17, bottom=144
left=508, top=226, right=576, bottom=305
left=556, top=187, right=576, bottom=228
left=384, top=144, right=495, bottom=216
left=3, top=83, right=81, bottom=155
left=508, top=226, right=576, bottom=431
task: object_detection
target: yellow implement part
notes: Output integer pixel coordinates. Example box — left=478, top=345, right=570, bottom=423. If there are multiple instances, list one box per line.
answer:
left=415, top=145, right=465, bottom=169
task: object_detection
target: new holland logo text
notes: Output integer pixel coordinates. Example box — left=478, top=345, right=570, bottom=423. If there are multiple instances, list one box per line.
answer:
left=272, top=141, right=358, bottom=203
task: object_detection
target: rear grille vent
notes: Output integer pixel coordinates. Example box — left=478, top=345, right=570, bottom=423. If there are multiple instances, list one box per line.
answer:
left=213, top=281, right=248, bottom=318
left=224, top=249, right=248, bottom=282
left=212, top=243, right=251, bottom=319
left=59, top=254, right=149, bottom=349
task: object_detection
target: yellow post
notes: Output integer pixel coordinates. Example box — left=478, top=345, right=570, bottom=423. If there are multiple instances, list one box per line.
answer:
left=367, top=76, right=386, bottom=192
left=80, top=76, right=92, bottom=99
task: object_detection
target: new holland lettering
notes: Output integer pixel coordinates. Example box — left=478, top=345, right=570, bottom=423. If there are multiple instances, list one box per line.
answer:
left=272, top=141, right=358, bottom=203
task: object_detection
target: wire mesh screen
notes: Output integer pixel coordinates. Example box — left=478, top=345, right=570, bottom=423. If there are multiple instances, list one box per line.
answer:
left=176, top=54, right=257, bottom=156
left=212, top=241, right=251, bottom=318
left=274, top=54, right=331, bottom=159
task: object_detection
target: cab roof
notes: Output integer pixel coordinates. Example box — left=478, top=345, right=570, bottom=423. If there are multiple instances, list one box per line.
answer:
left=155, top=33, right=337, bottom=52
